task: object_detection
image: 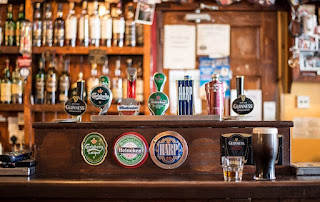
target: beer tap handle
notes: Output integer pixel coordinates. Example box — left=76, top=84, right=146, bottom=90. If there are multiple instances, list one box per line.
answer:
left=236, top=76, right=244, bottom=98
left=153, top=72, right=167, bottom=92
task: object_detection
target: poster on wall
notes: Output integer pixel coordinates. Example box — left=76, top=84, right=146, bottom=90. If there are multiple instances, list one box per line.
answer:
left=197, top=24, right=230, bottom=58
left=164, top=25, right=196, bottom=69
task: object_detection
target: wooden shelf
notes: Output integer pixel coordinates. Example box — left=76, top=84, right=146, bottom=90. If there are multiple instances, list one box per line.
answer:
left=0, top=46, right=20, bottom=54
left=0, top=104, right=24, bottom=112
left=31, top=103, right=145, bottom=114
left=32, top=46, right=144, bottom=55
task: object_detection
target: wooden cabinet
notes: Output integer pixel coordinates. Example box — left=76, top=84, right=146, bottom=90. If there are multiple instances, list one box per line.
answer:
left=0, top=0, right=151, bottom=151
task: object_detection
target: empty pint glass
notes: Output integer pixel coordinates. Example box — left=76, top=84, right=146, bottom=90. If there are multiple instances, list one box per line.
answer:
left=252, top=127, right=278, bottom=180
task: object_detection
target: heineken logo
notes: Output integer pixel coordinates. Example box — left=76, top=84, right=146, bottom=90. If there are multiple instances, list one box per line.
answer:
left=113, top=132, right=148, bottom=168
left=150, top=131, right=188, bottom=170
left=81, top=132, right=108, bottom=166
left=89, top=85, right=112, bottom=108
left=148, top=92, right=169, bottom=115
left=64, top=96, right=87, bottom=116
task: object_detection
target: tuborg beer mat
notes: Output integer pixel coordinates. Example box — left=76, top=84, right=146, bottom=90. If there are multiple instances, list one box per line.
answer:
left=113, top=132, right=148, bottom=168
left=81, top=132, right=108, bottom=166
left=149, top=131, right=188, bottom=169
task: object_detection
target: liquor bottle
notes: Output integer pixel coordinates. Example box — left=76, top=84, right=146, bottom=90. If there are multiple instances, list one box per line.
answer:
left=112, top=58, right=123, bottom=103
left=5, top=4, right=15, bottom=46
left=136, top=62, right=144, bottom=103
left=59, top=60, right=70, bottom=103
left=1, top=59, right=12, bottom=103
left=35, top=58, right=45, bottom=104
left=78, top=0, right=89, bottom=47
left=89, top=1, right=101, bottom=47
left=66, top=2, right=77, bottom=47
left=102, top=58, right=110, bottom=77
left=112, top=2, right=125, bottom=47
left=101, top=1, right=112, bottom=47
left=87, top=63, right=99, bottom=95
left=16, top=4, right=25, bottom=47
left=45, top=59, right=57, bottom=104
left=136, top=24, right=144, bottom=46
left=0, top=11, right=3, bottom=46
left=33, top=3, right=42, bottom=47
left=54, top=3, right=65, bottom=47
left=125, top=3, right=136, bottom=47
left=122, top=58, right=133, bottom=98
left=43, top=4, right=53, bottom=47
left=11, top=61, right=23, bottom=104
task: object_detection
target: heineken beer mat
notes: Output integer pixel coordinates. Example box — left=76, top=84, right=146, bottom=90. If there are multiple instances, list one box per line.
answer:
left=149, top=131, right=188, bottom=169
left=113, top=132, right=148, bottom=168
left=81, top=132, right=108, bottom=166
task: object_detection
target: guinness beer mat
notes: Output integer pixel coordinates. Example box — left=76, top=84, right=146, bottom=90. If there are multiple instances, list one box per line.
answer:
left=149, top=131, right=188, bottom=169
left=81, top=132, right=108, bottom=166
left=113, top=132, right=149, bottom=168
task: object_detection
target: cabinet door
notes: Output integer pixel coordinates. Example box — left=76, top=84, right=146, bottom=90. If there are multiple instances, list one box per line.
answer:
left=158, top=11, right=278, bottom=116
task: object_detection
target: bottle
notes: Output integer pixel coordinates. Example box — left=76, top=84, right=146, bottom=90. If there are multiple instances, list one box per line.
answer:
left=43, top=4, right=53, bottom=47
left=0, top=11, right=3, bottom=46
left=205, top=74, right=224, bottom=116
left=101, top=1, right=112, bottom=47
left=45, top=59, right=57, bottom=104
left=1, top=59, right=12, bottom=103
left=87, top=63, right=99, bottom=96
left=5, top=4, right=15, bottom=46
left=112, top=2, right=125, bottom=47
left=125, top=3, right=136, bottom=47
left=16, top=4, right=25, bottom=47
left=66, top=2, right=77, bottom=47
left=102, top=58, right=110, bottom=77
left=54, top=3, right=65, bottom=47
left=112, top=58, right=123, bottom=103
left=78, top=0, right=89, bottom=47
left=89, top=1, right=101, bottom=47
left=11, top=61, right=23, bottom=104
left=35, top=58, right=45, bottom=104
left=59, top=60, right=70, bottom=103
left=136, top=24, right=144, bottom=46
left=33, top=3, right=42, bottom=47
left=136, top=62, right=143, bottom=103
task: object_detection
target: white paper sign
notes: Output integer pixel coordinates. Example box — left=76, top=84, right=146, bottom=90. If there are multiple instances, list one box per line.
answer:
left=197, top=24, right=230, bottom=58
left=169, top=70, right=201, bottom=115
left=230, top=89, right=262, bottom=121
left=263, top=101, right=276, bottom=121
left=164, top=25, right=196, bottom=69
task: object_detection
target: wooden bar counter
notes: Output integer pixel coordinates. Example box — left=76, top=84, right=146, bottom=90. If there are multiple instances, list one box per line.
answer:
left=2, top=116, right=319, bottom=201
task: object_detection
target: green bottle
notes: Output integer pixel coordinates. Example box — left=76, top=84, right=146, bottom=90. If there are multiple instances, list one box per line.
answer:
left=35, top=58, right=45, bottom=104
left=5, top=4, right=15, bottom=46
left=1, top=59, right=12, bottom=103
left=16, top=4, right=25, bottom=46
left=11, top=61, right=23, bottom=104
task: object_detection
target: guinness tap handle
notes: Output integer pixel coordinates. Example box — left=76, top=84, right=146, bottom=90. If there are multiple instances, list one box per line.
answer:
left=236, top=76, right=244, bottom=98
left=77, top=80, right=85, bottom=100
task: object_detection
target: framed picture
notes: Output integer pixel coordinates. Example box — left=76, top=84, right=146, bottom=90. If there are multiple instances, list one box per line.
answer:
left=135, top=0, right=155, bottom=25
left=295, top=35, right=318, bottom=51
left=299, top=52, right=320, bottom=72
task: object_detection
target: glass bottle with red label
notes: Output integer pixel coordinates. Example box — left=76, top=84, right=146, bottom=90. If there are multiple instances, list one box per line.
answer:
left=205, top=74, right=224, bottom=116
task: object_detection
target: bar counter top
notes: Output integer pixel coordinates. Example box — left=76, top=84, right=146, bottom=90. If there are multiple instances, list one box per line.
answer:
left=1, top=174, right=320, bottom=200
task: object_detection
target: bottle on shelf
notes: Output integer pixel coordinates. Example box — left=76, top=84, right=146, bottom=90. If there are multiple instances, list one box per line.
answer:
left=0, top=9, right=3, bottom=46
left=125, top=3, right=136, bottom=47
left=54, top=3, right=65, bottom=47
left=90, top=1, right=101, bottom=47
left=12, top=61, right=23, bottom=104
left=1, top=59, right=12, bottom=103
left=101, top=0, right=112, bottom=47
left=87, top=63, right=99, bottom=97
left=33, top=3, right=42, bottom=47
left=5, top=4, right=15, bottom=46
left=136, top=25, right=144, bottom=47
left=136, top=62, right=144, bottom=103
left=102, top=58, right=110, bottom=78
left=66, top=2, right=77, bottom=47
left=43, top=4, right=53, bottom=47
left=16, top=4, right=25, bottom=47
left=45, top=59, right=57, bottom=104
left=112, top=58, right=123, bottom=103
left=35, top=58, right=45, bottom=104
left=59, top=59, right=70, bottom=103
left=78, top=0, right=89, bottom=47
left=112, top=2, right=125, bottom=47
